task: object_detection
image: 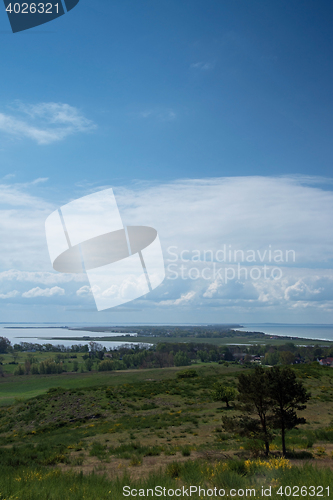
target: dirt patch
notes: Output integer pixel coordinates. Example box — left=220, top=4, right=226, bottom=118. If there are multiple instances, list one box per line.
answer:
left=59, top=451, right=205, bottom=480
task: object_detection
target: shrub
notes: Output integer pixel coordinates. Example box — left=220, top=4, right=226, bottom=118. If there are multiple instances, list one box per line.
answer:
left=182, top=446, right=191, bottom=457
left=130, top=454, right=142, bottom=466
left=98, top=359, right=114, bottom=371
left=31, top=363, right=39, bottom=375
left=166, top=461, right=182, bottom=478
left=39, top=360, right=64, bottom=375
left=84, top=358, right=94, bottom=371
left=244, top=439, right=265, bottom=457
left=177, top=369, right=198, bottom=379
left=212, top=383, right=237, bottom=408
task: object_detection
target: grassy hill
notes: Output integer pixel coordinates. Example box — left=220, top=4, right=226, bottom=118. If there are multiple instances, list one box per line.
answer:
left=0, top=363, right=333, bottom=499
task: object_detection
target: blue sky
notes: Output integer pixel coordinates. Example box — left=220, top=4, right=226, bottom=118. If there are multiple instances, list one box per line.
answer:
left=0, top=0, right=332, bottom=325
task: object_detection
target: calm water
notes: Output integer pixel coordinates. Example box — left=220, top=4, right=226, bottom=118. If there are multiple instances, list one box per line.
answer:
left=235, top=324, right=333, bottom=342
left=1, top=324, right=333, bottom=348
left=0, top=324, right=141, bottom=350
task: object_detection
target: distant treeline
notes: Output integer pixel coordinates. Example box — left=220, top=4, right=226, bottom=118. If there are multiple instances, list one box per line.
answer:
left=11, top=342, right=90, bottom=353
left=1, top=335, right=333, bottom=377
left=68, top=325, right=256, bottom=339
left=145, top=329, right=266, bottom=338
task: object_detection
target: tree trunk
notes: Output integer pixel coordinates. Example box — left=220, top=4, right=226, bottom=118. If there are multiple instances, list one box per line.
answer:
left=261, top=415, right=269, bottom=456
left=281, top=423, right=286, bottom=456
left=265, top=439, right=269, bottom=456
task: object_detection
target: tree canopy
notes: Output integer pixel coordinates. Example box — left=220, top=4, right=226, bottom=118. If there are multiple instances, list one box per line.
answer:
left=0, top=337, right=11, bottom=354
left=212, top=383, right=237, bottom=408
left=267, top=366, right=310, bottom=455
left=222, top=365, right=310, bottom=456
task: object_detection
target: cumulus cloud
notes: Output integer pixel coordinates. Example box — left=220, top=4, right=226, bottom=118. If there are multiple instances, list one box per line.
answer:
left=190, top=61, right=215, bottom=70
left=77, top=285, right=93, bottom=296
left=0, top=102, right=96, bottom=145
left=0, top=175, right=332, bottom=320
left=0, top=183, right=55, bottom=271
left=114, top=176, right=333, bottom=265
left=22, top=286, right=65, bottom=298
left=0, top=290, right=19, bottom=299
left=159, top=290, right=196, bottom=307
left=284, top=277, right=333, bottom=302
left=203, top=279, right=258, bottom=300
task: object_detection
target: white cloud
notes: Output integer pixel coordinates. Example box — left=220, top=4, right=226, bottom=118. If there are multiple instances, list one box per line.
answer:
left=0, top=175, right=333, bottom=320
left=0, top=290, right=19, bottom=299
left=0, top=102, right=96, bottom=145
left=174, top=291, right=196, bottom=305
left=76, top=285, right=93, bottom=296
left=114, top=176, right=333, bottom=265
left=0, top=269, right=85, bottom=285
left=190, top=61, right=215, bottom=70
left=0, top=183, right=55, bottom=271
left=284, top=277, right=333, bottom=301
left=203, top=280, right=221, bottom=298
left=203, top=279, right=258, bottom=300
left=31, top=178, right=49, bottom=185
left=159, top=290, right=196, bottom=306
left=22, top=286, right=65, bottom=298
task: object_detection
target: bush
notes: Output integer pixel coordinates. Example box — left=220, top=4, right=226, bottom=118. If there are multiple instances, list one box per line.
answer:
left=244, top=439, right=265, bottom=457
left=39, top=360, right=64, bottom=375
left=182, top=446, right=191, bottom=457
left=14, top=364, right=24, bottom=376
left=166, top=461, right=182, bottom=478
left=47, top=387, right=66, bottom=394
left=31, top=363, right=39, bottom=375
left=177, top=369, right=198, bottom=379
left=130, top=454, right=142, bottom=466
left=84, top=358, right=94, bottom=371
left=98, top=359, right=114, bottom=371
left=212, top=383, right=237, bottom=408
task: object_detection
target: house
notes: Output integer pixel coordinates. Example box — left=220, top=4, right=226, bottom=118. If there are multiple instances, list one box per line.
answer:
left=318, top=357, right=333, bottom=366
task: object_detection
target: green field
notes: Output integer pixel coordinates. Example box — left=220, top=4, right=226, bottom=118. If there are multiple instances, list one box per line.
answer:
left=0, top=363, right=241, bottom=406
left=1, top=361, right=333, bottom=499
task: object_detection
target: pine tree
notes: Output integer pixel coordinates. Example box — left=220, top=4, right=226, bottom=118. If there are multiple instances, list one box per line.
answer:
left=267, top=366, right=310, bottom=456
left=236, top=366, right=272, bottom=456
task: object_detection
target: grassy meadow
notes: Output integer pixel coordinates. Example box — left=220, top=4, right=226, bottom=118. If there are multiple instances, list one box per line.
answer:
left=1, top=355, right=333, bottom=499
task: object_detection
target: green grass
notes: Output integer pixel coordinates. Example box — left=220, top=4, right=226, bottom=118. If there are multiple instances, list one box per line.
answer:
left=0, top=363, right=239, bottom=406
left=0, top=461, right=331, bottom=500
left=1, top=363, right=333, bottom=499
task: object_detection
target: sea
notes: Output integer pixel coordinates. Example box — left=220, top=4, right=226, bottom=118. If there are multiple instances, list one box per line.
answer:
left=234, top=324, right=333, bottom=343
left=1, top=323, right=333, bottom=349
left=0, top=324, right=142, bottom=350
